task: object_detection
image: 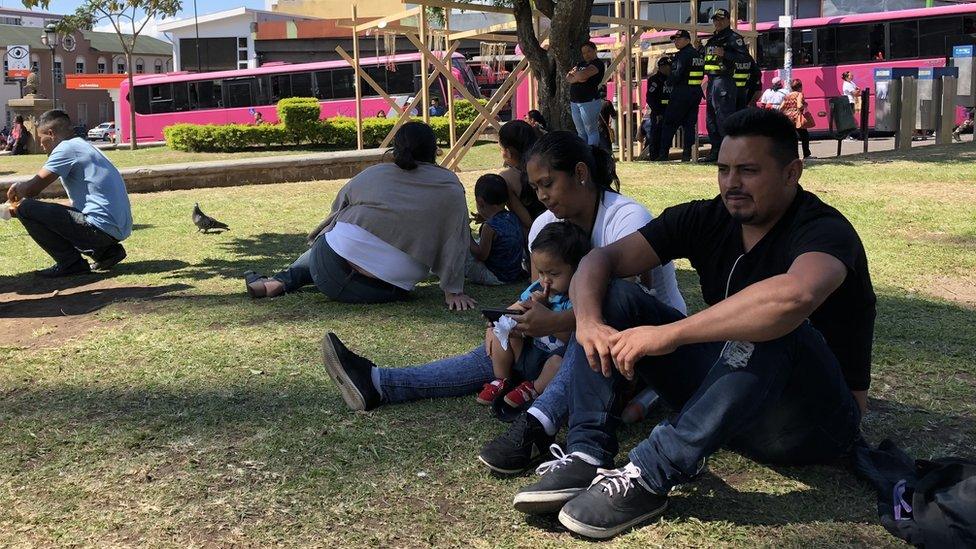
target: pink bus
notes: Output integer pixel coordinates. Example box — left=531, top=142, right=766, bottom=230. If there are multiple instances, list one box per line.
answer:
left=119, top=52, right=480, bottom=143
left=515, top=3, right=976, bottom=135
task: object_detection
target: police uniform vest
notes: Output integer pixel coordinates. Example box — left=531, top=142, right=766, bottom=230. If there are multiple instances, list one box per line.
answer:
left=671, top=44, right=705, bottom=88
left=733, top=60, right=753, bottom=88
left=703, top=27, right=745, bottom=78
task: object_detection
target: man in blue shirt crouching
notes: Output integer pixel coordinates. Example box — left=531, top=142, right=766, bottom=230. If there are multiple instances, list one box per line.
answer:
left=6, top=110, right=132, bottom=278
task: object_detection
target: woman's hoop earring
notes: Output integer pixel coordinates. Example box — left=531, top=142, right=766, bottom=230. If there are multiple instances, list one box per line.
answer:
left=579, top=179, right=585, bottom=186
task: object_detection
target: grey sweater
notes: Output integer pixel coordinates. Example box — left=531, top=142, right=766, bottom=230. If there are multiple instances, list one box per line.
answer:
left=308, top=161, right=469, bottom=293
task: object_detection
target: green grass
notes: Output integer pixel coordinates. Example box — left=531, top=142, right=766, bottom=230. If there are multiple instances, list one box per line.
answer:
left=1, top=145, right=974, bottom=546
left=2, top=142, right=503, bottom=178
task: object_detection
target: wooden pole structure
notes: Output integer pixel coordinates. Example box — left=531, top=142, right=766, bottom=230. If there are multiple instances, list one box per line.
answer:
left=420, top=7, right=430, bottom=124
left=748, top=0, right=758, bottom=58
left=623, top=0, right=634, bottom=161
left=382, top=44, right=460, bottom=148
left=448, top=64, right=530, bottom=170
left=691, top=0, right=699, bottom=162
left=445, top=9, right=457, bottom=148
left=615, top=0, right=624, bottom=161
left=352, top=6, right=363, bottom=150
left=633, top=0, right=643, bottom=123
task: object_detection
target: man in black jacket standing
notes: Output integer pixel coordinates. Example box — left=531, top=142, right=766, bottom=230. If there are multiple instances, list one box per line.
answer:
left=644, top=57, right=672, bottom=160
left=701, top=9, right=753, bottom=162
left=657, top=30, right=705, bottom=162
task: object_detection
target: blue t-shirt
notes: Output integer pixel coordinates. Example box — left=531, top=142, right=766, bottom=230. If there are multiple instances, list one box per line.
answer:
left=483, top=210, right=526, bottom=283
left=518, top=280, right=572, bottom=353
left=43, top=137, right=132, bottom=241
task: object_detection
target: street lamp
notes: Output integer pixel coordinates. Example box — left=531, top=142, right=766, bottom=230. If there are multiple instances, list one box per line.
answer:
left=40, top=23, right=59, bottom=107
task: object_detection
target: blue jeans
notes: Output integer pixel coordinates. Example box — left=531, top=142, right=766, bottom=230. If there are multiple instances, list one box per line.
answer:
left=567, top=280, right=861, bottom=494
left=571, top=99, right=603, bottom=146
left=377, top=342, right=573, bottom=408
left=273, top=236, right=408, bottom=304
left=705, top=76, right=738, bottom=158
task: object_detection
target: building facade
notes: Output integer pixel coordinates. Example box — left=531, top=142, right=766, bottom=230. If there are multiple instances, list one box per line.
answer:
left=2, top=15, right=172, bottom=131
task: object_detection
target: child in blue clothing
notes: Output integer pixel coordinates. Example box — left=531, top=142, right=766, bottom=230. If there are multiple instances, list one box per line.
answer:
left=477, top=221, right=591, bottom=408
left=467, top=174, right=527, bottom=285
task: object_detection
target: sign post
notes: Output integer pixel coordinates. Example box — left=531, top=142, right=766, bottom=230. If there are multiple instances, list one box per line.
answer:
left=5, top=45, right=31, bottom=79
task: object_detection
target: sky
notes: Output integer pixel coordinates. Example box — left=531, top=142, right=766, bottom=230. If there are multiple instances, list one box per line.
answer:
left=1, top=0, right=267, bottom=40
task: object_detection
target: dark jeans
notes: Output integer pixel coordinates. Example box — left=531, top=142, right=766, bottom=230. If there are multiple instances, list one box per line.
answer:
left=660, top=91, right=703, bottom=160
left=16, top=198, right=120, bottom=267
left=567, top=280, right=861, bottom=493
left=646, top=114, right=663, bottom=160
left=797, top=128, right=812, bottom=158
left=273, top=235, right=409, bottom=304
left=705, top=77, right=738, bottom=158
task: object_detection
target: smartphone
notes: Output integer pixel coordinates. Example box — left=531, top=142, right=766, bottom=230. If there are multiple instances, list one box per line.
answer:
left=482, top=308, right=521, bottom=323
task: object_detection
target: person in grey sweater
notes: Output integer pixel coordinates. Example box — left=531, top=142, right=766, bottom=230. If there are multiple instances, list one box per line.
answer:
left=245, top=122, right=476, bottom=310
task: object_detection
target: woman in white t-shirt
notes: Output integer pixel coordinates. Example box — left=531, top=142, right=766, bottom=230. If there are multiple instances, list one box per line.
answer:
left=842, top=71, right=860, bottom=108
left=320, top=133, right=688, bottom=441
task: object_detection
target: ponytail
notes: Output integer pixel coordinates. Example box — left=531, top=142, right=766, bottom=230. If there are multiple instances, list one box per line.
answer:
left=388, top=121, right=437, bottom=171
left=526, top=131, right=620, bottom=195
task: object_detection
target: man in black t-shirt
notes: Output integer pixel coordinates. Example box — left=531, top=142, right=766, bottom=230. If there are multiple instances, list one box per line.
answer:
left=567, top=41, right=606, bottom=147
left=511, top=109, right=875, bottom=539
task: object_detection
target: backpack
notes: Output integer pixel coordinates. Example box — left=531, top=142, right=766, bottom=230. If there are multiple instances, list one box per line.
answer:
left=854, top=438, right=976, bottom=548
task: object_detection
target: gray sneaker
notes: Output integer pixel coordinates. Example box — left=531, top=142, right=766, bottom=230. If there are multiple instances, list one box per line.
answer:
left=512, top=445, right=602, bottom=515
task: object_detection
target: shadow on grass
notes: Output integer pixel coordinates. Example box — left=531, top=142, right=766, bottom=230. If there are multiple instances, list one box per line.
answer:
left=0, top=283, right=192, bottom=319
left=0, top=260, right=190, bottom=296
left=171, top=232, right=309, bottom=280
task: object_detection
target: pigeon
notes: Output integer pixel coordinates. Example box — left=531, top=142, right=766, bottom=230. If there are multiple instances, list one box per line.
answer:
left=192, top=203, right=230, bottom=233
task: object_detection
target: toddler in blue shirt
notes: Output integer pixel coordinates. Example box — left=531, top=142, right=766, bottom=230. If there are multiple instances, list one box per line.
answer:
left=477, top=221, right=591, bottom=408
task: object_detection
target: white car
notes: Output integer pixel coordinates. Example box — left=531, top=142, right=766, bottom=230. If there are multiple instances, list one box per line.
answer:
left=87, top=122, right=116, bottom=141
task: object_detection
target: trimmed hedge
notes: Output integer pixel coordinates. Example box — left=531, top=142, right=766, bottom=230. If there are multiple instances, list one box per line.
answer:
left=277, top=97, right=322, bottom=143
left=166, top=115, right=474, bottom=152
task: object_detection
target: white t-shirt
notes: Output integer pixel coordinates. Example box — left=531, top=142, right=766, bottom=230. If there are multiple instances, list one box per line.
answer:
left=528, top=192, right=687, bottom=314
left=326, top=222, right=429, bottom=291
left=759, top=88, right=787, bottom=108
left=842, top=80, right=858, bottom=104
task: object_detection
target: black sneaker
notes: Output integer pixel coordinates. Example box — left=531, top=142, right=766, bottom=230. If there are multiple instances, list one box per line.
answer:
left=320, top=331, right=382, bottom=411
left=697, top=154, right=718, bottom=164
left=558, top=463, right=669, bottom=539
left=91, top=244, right=126, bottom=271
left=35, top=260, right=91, bottom=278
left=478, top=412, right=553, bottom=475
left=512, top=445, right=603, bottom=515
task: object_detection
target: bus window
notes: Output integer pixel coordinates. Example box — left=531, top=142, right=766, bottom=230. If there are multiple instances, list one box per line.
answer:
left=794, top=29, right=814, bottom=67
left=869, top=24, right=885, bottom=60
left=225, top=79, right=254, bottom=108
left=173, top=82, right=190, bottom=112
left=386, top=63, right=415, bottom=94
left=920, top=17, right=963, bottom=58
left=361, top=65, right=388, bottom=97
left=270, top=74, right=291, bottom=102
left=189, top=80, right=219, bottom=109
left=149, top=83, right=173, bottom=114
left=333, top=68, right=356, bottom=99
left=314, top=71, right=334, bottom=99
left=133, top=86, right=151, bottom=115
left=758, top=30, right=784, bottom=70
left=889, top=20, right=919, bottom=60
left=829, top=24, right=873, bottom=64
left=292, top=72, right=313, bottom=97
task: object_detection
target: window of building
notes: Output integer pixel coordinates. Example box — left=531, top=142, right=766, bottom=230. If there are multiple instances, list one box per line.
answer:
left=135, top=58, right=145, bottom=74
left=53, top=56, right=63, bottom=84
left=76, top=56, right=86, bottom=74
left=154, top=59, right=163, bottom=73
left=77, top=103, right=88, bottom=126
left=238, top=37, right=248, bottom=49
left=98, top=102, right=108, bottom=122
left=97, top=57, right=106, bottom=74
left=0, top=16, right=23, bottom=25
left=117, top=59, right=126, bottom=74
left=180, top=37, right=238, bottom=72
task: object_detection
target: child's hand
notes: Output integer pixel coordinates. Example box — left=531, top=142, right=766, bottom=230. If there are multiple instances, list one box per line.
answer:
left=470, top=211, right=485, bottom=224
left=530, top=282, right=551, bottom=305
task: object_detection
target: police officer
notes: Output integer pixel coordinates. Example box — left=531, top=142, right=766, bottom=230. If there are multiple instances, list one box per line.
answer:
left=644, top=56, right=672, bottom=160
left=701, top=8, right=753, bottom=162
left=736, top=57, right=763, bottom=110
left=657, top=29, right=704, bottom=162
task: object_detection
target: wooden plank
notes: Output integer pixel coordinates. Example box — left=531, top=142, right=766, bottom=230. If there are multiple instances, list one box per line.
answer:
left=420, top=9, right=430, bottom=124
left=406, top=32, right=502, bottom=131
left=354, top=6, right=422, bottom=32
left=352, top=5, right=363, bottom=150
left=336, top=46, right=405, bottom=115
left=448, top=66, right=530, bottom=170
left=466, top=33, right=519, bottom=43
left=448, top=19, right=516, bottom=41
left=442, top=57, right=530, bottom=166
left=405, top=0, right=513, bottom=16
left=445, top=9, right=457, bottom=148
left=691, top=0, right=699, bottom=162
left=380, top=43, right=460, bottom=149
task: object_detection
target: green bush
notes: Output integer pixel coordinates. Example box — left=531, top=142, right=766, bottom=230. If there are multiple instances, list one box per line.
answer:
left=164, top=113, right=475, bottom=153
left=277, top=97, right=322, bottom=143
left=452, top=99, right=486, bottom=122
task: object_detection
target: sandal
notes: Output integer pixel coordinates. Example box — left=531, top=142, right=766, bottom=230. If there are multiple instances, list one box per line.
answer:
left=244, top=271, right=268, bottom=298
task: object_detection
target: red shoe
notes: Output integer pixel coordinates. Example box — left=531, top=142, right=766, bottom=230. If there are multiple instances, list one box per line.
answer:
left=477, top=378, right=509, bottom=405
left=503, top=381, right=539, bottom=408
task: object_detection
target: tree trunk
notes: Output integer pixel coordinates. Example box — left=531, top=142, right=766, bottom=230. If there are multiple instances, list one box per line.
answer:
left=513, top=0, right=594, bottom=132
left=126, top=50, right=138, bottom=150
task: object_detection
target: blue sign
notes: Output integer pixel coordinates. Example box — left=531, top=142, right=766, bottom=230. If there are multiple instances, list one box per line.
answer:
left=953, top=45, right=974, bottom=58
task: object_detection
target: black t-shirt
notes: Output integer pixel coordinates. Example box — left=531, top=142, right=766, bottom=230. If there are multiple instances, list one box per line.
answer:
left=570, top=59, right=606, bottom=103
left=639, top=188, right=877, bottom=391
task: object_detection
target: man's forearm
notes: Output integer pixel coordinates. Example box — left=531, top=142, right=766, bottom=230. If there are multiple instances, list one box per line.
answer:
left=668, top=274, right=814, bottom=347
left=569, top=250, right=615, bottom=324
left=15, top=175, right=53, bottom=199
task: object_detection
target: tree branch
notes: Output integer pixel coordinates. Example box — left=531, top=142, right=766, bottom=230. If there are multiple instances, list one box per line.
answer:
left=534, top=0, right=555, bottom=19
